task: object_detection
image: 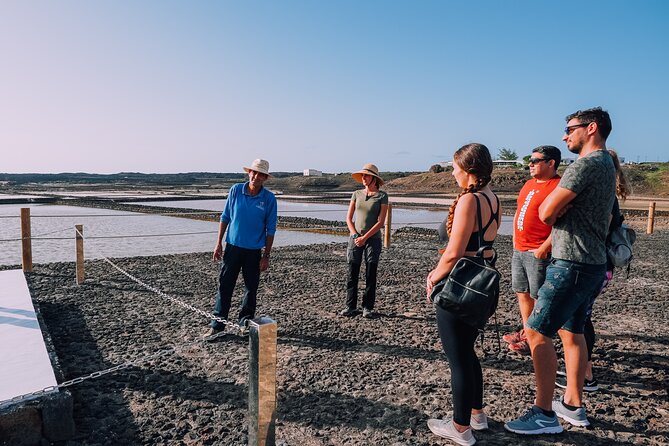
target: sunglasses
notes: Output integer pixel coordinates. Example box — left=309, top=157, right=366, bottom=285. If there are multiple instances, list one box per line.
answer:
left=528, top=157, right=550, bottom=165
left=564, top=123, right=590, bottom=135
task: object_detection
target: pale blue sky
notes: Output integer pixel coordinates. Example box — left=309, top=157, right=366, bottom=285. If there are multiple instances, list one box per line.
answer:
left=1, top=0, right=667, bottom=174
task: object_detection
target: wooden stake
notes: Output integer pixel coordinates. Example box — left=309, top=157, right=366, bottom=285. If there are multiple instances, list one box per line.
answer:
left=647, top=202, right=656, bottom=235
left=75, top=225, right=84, bottom=284
left=248, top=317, right=277, bottom=446
left=20, top=208, right=32, bottom=272
left=384, top=204, right=392, bottom=249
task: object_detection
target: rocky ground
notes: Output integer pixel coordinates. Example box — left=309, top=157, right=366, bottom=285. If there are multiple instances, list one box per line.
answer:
left=16, top=227, right=669, bottom=445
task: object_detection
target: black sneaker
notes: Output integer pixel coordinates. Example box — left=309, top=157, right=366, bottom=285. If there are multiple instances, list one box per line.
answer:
left=238, top=318, right=250, bottom=333
left=362, top=308, right=374, bottom=318
left=340, top=308, right=357, bottom=317
left=555, top=371, right=599, bottom=392
left=584, top=377, right=599, bottom=392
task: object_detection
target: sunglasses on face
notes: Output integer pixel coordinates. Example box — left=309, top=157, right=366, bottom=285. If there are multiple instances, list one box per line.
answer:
left=528, top=157, right=549, bottom=165
left=564, top=123, right=589, bottom=135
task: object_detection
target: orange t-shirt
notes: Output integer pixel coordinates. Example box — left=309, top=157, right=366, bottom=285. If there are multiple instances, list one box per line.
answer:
left=513, top=177, right=561, bottom=251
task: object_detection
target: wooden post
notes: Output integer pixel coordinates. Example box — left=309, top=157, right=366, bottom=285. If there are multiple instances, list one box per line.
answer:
left=647, top=202, right=656, bottom=235
left=384, top=204, right=392, bottom=249
left=75, top=225, right=84, bottom=285
left=248, top=317, right=277, bottom=446
left=20, top=208, right=32, bottom=272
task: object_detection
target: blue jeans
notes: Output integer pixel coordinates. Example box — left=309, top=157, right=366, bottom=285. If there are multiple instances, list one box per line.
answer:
left=527, top=259, right=606, bottom=336
left=211, top=244, right=261, bottom=330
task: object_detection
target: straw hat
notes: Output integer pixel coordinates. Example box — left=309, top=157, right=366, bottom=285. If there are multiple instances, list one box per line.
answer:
left=351, top=163, right=384, bottom=186
left=243, top=159, right=271, bottom=176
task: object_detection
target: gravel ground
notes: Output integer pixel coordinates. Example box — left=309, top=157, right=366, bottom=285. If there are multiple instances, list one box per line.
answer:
left=19, top=227, right=669, bottom=445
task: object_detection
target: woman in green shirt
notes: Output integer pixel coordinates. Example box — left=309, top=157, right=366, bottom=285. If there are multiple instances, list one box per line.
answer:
left=341, top=163, right=389, bottom=318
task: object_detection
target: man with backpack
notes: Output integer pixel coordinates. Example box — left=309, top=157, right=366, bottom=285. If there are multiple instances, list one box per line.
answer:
left=555, top=149, right=635, bottom=393
left=505, top=107, right=616, bottom=434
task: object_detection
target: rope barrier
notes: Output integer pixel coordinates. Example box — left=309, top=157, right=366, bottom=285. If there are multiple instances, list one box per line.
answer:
left=0, top=211, right=218, bottom=219
left=0, top=226, right=73, bottom=242
left=74, top=227, right=242, bottom=334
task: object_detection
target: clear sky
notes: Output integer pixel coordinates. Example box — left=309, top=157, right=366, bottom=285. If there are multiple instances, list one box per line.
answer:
left=1, top=0, right=667, bottom=174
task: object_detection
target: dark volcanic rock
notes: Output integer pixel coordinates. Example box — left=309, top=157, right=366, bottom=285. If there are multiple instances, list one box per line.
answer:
left=24, top=228, right=669, bottom=445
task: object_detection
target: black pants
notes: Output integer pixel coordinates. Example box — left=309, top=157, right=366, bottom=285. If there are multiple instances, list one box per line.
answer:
left=345, top=236, right=381, bottom=311
left=345, top=261, right=378, bottom=311
left=435, top=305, right=483, bottom=426
left=212, top=244, right=261, bottom=329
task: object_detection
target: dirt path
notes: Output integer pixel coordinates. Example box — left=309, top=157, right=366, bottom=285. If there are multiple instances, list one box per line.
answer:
left=20, top=229, right=669, bottom=445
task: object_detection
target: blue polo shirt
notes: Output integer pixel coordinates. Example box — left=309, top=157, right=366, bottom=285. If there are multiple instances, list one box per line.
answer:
left=221, top=183, right=277, bottom=250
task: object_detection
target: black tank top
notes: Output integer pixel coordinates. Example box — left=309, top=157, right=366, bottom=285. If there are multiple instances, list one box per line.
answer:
left=465, top=193, right=499, bottom=252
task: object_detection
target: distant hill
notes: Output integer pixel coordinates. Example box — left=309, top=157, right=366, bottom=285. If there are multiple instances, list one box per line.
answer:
left=2, top=163, right=667, bottom=196
left=385, top=163, right=669, bottom=196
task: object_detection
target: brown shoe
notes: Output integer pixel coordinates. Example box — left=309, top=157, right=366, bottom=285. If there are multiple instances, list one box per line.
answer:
left=204, top=327, right=225, bottom=342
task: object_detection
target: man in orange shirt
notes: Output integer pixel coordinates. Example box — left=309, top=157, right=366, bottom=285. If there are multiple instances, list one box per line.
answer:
left=505, top=145, right=561, bottom=355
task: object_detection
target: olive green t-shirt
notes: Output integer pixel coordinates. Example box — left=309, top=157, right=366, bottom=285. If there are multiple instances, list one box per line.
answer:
left=351, top=189, right=389, bottom=238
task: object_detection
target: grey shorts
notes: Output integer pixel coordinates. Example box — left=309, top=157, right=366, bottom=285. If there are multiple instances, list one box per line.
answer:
left=511, top=249, right=551, bottom=298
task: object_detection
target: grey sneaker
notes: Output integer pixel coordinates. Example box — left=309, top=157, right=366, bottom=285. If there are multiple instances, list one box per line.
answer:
left=504, top=406, right=563, bottom=435
left=362, top=308, right=374, bottom=318
left=552, top=399, right=590, bottom=427
left=427, top=419, right=476, bottom=445
left=470, top=412, right=488, bottom=431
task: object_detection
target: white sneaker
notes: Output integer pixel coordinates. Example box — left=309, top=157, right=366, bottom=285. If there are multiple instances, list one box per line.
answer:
left=470, top=412, right=488, bottom=430
left=427, top=419, right=476, bottom=445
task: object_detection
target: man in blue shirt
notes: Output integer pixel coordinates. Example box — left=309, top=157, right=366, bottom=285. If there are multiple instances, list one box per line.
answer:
left=206, top=159, right=278, bottom=338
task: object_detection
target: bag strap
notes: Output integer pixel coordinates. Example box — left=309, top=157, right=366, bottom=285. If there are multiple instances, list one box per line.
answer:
left=473, top=193, right=484, bottom=249
left=479, top=312, right=502, bottom=356
left=472, top=193, right=497, bottom=264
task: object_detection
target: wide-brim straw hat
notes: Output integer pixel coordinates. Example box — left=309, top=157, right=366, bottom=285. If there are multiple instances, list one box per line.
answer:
left=351, top=163, right=384, bottom=186
left=243, top=159, right=271, bottom=176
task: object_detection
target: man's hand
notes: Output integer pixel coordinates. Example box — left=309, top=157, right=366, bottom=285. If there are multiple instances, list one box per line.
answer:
left=556, top=203, right=573, bottom=219
left=260, top=257, right=270, bottom=272
left=213, top=243, right=223, bottom=262
left=531, top=246, right=550, bottom=259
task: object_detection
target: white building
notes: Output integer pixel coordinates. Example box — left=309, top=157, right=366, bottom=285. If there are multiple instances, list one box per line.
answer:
left=303, top=169, right=323, bottom=176
left=492, top=159, right=524, bottom=167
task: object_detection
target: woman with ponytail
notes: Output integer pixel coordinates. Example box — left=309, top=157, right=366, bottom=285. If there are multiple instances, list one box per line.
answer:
left=426, top=143, right=500, bottom=445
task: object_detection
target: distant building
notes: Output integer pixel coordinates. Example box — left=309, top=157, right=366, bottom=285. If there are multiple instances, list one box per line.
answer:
left=492, top=159, right=524, bottom=167
left=303, top=169, right=323, bottom=176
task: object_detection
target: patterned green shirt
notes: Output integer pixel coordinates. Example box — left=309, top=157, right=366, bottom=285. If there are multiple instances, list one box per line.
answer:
left=552, top=150, right=615, bottom=264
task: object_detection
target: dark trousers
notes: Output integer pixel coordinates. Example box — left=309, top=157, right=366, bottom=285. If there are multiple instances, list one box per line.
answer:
left=346, top=236, right=381, bottom=311
left=212, top=244, right=261, bottom=330
left=345, top=261, right=378, bottom=311
left=436, top=305, right=483, bottom=426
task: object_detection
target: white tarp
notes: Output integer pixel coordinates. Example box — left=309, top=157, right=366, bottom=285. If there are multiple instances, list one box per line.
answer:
left=0, top=269, right=58, bottom=402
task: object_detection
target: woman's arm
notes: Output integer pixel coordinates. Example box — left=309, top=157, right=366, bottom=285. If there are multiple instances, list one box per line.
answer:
left=426, top=194, right=477, bottom=294
left=346, top=199, right=357, bottom=236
